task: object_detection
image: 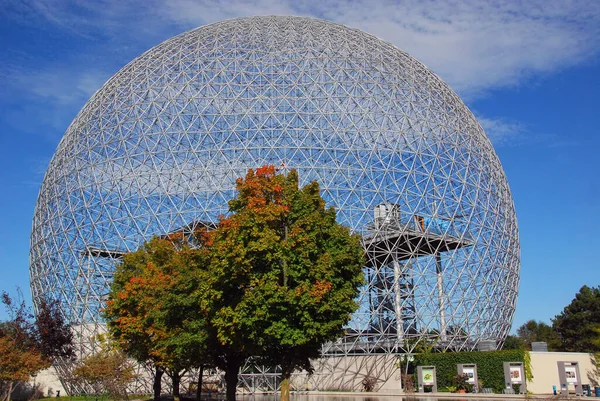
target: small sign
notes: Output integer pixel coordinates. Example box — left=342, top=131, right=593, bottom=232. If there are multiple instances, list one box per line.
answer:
left=565, top=366, right=578, bottom=383
left=422, top=368, right=434, bottom=385
left=463, top=367, right=476, bottom=384
left=509, top=366, right=522, bottom=384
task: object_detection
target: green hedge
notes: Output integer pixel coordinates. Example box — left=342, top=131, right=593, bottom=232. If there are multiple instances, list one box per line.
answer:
left=412, top=349, right=532, bottom=393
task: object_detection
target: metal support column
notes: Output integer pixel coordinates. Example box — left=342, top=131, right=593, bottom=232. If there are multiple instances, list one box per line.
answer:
left=393, top=258, right=404, bottom=341
left=435, top=252, right=446, bottom=341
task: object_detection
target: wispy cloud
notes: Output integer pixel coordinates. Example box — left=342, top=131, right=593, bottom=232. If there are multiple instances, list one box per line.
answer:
left=13, top=68, right=110, bottom=106
left=0, top=64, right=112, bottom=137
left=6, top=0, right=599, bottom=99
left=477, top=117, right=526, bottom=147
left=1, top=0, right=599, bottom=145
left=158, top=0, right=600, bottom=99
left=311, top=0, right=600, bottom=99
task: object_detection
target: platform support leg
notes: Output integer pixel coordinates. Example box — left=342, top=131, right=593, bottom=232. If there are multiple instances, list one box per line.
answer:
left=435, top=253, right=446, bottom=342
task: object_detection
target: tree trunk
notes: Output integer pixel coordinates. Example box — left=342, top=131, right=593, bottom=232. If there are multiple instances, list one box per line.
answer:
left=224, top=357, right=242, bottom=401
left=280, top=369, right=292, bottom=401
left=172, top=371, right=181, bottom=398
left=153, top=366, right=164, bottom=401
left=2, top=381, right=13, bottom=401
left=196, top=365, right=204, bottom=400
left=282, top=224, right=289, bottom=287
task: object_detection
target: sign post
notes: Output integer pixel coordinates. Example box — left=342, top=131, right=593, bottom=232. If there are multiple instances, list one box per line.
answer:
left=557, top=361, right=583, bottom=396
left=458, top=364, right=478, bottom=392
left=417, top=365, right=437, bottom=393
left=503, top=361, right=526, bottom=394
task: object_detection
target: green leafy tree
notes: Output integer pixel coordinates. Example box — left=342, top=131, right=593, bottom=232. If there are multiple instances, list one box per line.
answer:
left=105, top=166, right=364, bottom=401
left=516, top=320, right=560, bottom=350
left=502, top=334, right=526, bottom=350
left=553, top=285, right=600, bottom=352
left=104, top=238, right=214, bottom=400
left=204, top=166, right=364, bottom=401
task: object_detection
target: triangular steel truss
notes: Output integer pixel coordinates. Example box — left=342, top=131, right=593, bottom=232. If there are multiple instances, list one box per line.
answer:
left=29, top=16, right=519, bottom=394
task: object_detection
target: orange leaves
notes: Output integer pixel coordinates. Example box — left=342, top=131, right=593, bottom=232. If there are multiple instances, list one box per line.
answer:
left=310, top=280, right=333, bottom=301
left=218, top=217, right=235, bottom=229
left=230, top=165, right=290, bottom=214
left=164, top=231, right=186, bottom=243
left=198, top=227, right=215, bottom=247
left=255, top=164, right=277, bottom=177
left=104, top=235, right=213, bottom=373
left=0, top=335, right=49, bottom=382
left=128, top=276, right=146, bottom=285
left=293, top=280, right=333, bottom=302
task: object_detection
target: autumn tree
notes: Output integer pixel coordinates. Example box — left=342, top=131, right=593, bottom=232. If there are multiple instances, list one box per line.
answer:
left=204, top=166, right=364, bottom=401
left=553, top=285, right=600, bottom=352
left=104, top=237, right=214, bottom=400
left=0, top=293, right=49, bottom=401
left=73, top=336, right=136, bottom=400
left=105, top=166, right=364, bottom=401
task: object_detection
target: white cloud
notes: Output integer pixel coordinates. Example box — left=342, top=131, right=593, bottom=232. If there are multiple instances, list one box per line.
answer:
left=477, top=116, right=525, bottom=147
left=2, top=0, right=599, bottom=144
left=17, top=68, right=110, bottom=106
left=0, top=64, right=112, bottom=138
left=5, top=0, right=599, bottom=99
left=159, top=0, right=299, bottom=25
left=153, top=0, right=600, bottom=99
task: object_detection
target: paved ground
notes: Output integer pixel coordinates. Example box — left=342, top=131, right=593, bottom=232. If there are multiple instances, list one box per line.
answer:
left=300, top=391, right=582, bottom=400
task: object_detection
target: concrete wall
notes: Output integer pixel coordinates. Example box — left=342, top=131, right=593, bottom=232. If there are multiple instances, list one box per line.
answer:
left=294, top=351, right=599, bottom=395
left=13, top=366, right=67, bottom=400
left=291, top=354, right=401, bottom=392
left=30, top=351, right=598, bottom=395
left=34, top=366, right=66, bottom=397
left=528, top=351, right=597, bottom=394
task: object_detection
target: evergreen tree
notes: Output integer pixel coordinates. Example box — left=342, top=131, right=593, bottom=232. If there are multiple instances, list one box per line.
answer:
left=516, top=320, right=560, bottom=350
left=502, top=334, right=526, bottom=350
left=553, top=285, right=600, bottom=352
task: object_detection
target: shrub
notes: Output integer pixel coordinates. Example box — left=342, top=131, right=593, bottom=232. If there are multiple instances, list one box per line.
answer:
left=362, top=376, right=377, bottom=392
left=413, top=349, right=531, bottom=393
left=453, top=373, right=472, bottom=392
left=401, top=373, right=415, bottom=393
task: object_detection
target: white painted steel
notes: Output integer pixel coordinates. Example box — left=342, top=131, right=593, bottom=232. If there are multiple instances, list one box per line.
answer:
left=30, top=15, right=519, bottom=391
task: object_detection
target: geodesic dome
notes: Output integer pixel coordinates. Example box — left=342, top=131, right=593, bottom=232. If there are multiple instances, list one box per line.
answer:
left=30, top=15, right=519, bottom=362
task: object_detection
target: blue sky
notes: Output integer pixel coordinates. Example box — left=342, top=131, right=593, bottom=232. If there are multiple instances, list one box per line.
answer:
left=0, top=0, right=598, bottom=331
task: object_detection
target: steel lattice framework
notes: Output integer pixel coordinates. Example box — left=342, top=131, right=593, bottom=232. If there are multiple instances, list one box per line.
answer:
left=30, top=15, right=519, bottom=390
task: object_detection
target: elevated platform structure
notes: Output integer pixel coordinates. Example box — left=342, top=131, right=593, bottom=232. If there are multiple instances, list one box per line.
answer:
left=337, top=205, right=474, bottom=355
left=363, top=220, right=472, bottom=264
left=82, top=247, right=127, bottom=259
left=81, top=220, right=217, bottom=260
